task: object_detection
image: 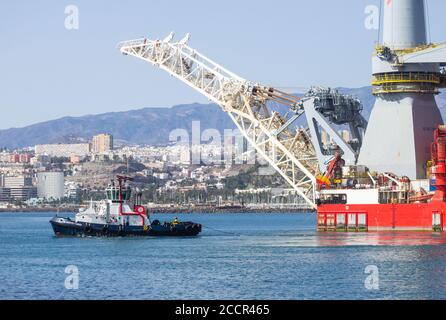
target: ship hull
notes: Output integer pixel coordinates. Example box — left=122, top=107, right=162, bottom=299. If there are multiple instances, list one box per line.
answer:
left=317, top=202, right=445, bottom=232
left=50, top=217, right=202, bottom=237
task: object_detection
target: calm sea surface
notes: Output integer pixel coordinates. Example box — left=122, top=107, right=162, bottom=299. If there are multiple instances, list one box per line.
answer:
left=1, top=212, right=446, bottom=300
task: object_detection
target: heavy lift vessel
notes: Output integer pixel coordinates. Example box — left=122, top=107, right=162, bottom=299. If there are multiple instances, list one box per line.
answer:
left=118, top=0, right=446, bottom=232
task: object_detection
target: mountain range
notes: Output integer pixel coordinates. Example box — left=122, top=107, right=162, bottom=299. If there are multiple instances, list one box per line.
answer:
left=1, top=87, right=445, bottom=149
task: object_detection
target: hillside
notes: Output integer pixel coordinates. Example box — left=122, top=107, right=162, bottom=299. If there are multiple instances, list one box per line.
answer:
left=1, top=88, right=445, bottom=149
left=0, top=103, right=234, bottom=149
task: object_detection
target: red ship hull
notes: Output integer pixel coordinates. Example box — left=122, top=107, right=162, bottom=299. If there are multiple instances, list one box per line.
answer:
left=317, top=202, right=445, bottom=232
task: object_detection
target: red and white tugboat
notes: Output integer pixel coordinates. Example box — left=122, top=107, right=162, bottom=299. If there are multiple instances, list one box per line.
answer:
left=316, top=126, right=446, bottom=232
left=50, top=175, right=202, bottom=237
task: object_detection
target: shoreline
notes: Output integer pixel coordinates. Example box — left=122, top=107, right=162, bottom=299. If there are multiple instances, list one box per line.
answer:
left=0, top=206, right=314, bottom=214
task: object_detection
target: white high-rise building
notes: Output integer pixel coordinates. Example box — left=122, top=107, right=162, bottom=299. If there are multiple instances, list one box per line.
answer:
left=37, top=172, right=65, bottom=200
left=35, top=143, right=91, bottom=157
left=4, top=176, right=32, bottom=188
left=92, top=134, right=113, bottom=154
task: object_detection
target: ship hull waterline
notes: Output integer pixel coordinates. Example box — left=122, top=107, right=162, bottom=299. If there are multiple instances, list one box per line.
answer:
left=50, top=217, right=202, bottom=237
left=317, top=202, right=445, bottom=232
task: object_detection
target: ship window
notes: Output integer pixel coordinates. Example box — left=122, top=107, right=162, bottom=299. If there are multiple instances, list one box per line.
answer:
left=318, top=215, right=325, bottom=227
left=358, top=214, right=367, bottom=226
left=326, top=214, right=336, bottom=227
left=379, top=191, right=408, bottom=204
left=121, top=187, right=132, bottom=201
left=348, top=214, right=357, bottom=227
left=320, top=194, right=347, bottom=205
left=433, top=213, right=441, bottom=227
left=337, top=214, right=346, bottom=226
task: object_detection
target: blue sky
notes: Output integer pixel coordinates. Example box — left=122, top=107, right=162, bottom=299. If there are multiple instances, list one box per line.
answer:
left=1, top=0, right=445, bottom=129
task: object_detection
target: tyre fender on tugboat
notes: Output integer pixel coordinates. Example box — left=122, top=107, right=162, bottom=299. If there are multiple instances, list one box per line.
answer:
left=117, top=225, right=125, bottom=236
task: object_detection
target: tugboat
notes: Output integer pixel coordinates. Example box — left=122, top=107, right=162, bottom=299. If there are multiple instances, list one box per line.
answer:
left=50, top=175, right=202, bottom=237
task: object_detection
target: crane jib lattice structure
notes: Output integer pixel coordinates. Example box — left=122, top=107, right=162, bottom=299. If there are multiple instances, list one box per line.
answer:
left=118, top=34, right=367, bottom=209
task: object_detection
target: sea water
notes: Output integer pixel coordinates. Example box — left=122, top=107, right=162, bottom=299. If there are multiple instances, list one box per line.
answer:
left=1, top=212, right=446, bottom=300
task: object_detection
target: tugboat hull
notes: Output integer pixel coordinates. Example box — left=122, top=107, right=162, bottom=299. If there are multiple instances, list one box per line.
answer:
left=50, top=217, right=202, bottom=237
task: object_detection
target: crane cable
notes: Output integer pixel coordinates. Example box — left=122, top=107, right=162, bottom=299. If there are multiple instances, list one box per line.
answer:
left=202, top=225, right=241, bottom=236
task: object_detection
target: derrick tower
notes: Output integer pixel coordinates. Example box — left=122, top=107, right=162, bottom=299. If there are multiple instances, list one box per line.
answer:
left=358, top=0, right=446, bottom=179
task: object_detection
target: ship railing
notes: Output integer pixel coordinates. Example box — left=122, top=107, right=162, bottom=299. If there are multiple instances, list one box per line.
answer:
left=372, top=72, right=441, bottom=85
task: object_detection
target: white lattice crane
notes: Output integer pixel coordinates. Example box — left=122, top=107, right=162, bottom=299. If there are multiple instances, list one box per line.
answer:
left=118, top=34, right=322, bottom=208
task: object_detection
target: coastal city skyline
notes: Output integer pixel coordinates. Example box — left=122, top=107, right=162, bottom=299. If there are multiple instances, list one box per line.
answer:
left=0, top=130, right=311, bottom=212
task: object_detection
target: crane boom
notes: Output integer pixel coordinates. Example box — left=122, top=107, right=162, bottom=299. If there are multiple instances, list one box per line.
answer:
left=118, top=35, right=319, bottom=208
